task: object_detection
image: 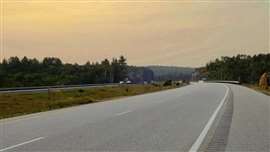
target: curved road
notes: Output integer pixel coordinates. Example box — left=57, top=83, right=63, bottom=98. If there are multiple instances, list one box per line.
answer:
left=0, top=83, right=269, bottom=151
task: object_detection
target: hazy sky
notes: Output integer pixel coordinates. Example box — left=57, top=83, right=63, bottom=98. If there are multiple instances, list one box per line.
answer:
left=1, top=0, right=269, bottom=67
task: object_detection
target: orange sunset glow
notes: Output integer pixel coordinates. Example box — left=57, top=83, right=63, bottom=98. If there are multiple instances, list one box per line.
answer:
left=1, top=0, right=269, bottom=66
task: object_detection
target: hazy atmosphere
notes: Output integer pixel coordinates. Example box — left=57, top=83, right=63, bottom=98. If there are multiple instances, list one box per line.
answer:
left=1, top=1, right=270, bottom=151
left=1, top=0, right=269, bottom=66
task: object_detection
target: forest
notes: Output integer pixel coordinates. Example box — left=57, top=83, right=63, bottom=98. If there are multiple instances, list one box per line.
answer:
left=206, top=53, right=270, bottom=83
left=0, top=56, right=128, bottom=88
left=1, top=53, right=267, bottom=88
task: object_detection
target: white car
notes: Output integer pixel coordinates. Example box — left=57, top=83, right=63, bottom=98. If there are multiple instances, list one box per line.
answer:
left=119, top=81, right=132, bottom=84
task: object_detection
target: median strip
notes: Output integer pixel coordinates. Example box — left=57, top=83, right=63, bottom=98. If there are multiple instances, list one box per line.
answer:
left=0, top=84, right=180, bottom=119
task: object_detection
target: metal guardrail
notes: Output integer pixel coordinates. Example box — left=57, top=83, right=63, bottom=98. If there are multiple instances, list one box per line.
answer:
left=0, top=83, right=119, bottom=93
left=206, top=81, right=241, bottom=84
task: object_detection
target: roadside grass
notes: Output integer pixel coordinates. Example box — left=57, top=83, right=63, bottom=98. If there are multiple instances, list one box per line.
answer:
left=0, top=84, right=179, bottom=119
left=245, top=84, right=270, bottom=96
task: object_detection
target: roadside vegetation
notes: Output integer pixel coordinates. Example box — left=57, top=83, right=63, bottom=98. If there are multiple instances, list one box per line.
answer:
left=0, top=55, right=190, bottom=119
left=245, top=72, right=270, bottom=96
left=244, top=84, right=270, bottom=96
left=205, top=54, right=270, bottom=84
left=198, top=53, right=270, bottom=96
left=0, top=84, right=182, bottom=119
left=0, top=56, right=128, bottom=88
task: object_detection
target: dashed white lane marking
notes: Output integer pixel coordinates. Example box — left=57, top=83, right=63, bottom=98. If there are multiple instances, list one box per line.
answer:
left=0, top=137, right=45, bottom=152
left=115, top=110, right=132, bottom=116
left=188, top=84, right=230, bottom=152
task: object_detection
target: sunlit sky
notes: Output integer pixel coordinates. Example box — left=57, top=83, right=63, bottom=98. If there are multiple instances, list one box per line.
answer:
left=1, top=0, right=269, bottom=67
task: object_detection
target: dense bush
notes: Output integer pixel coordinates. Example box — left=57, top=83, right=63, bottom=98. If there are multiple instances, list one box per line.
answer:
left=163, top=80, right=173, bottom=86
left=259, top=73, right=269, bottom=89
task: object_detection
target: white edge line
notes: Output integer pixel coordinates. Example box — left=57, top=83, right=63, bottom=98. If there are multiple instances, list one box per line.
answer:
left=2, top=116, right=40, bottom=124
left=188, top=84, right=230, bottom=152
left=0, top=137, right=45, bottom=152
left=115, top=110, right=132, bottom=116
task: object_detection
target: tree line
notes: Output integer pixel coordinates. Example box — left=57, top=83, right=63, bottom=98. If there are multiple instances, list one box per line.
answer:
left=148, top=66, right=194, bottom=81
left=0, top=56, right=128, bottom=88
left=206, top=53, right=270, bottom=83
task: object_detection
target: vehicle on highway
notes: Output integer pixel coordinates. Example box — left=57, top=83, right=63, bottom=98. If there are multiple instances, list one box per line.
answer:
left=119, top=80, right=132, bottom=84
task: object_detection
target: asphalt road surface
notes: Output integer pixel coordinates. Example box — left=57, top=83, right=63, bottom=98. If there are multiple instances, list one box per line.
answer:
left=0, top=83, right=269, bottom=151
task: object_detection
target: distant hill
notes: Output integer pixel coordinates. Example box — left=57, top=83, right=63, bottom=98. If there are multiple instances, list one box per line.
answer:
left=147, top=66, right=195, bottom=81
left=127, top=66, right=154, bottom=84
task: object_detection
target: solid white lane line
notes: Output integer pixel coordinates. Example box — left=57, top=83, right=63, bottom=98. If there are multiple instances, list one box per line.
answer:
left=189, top=85, right=230, bottom=152
left=115, top=110, right=132, bottom=116
left=0, top=137, right=45, bottom=152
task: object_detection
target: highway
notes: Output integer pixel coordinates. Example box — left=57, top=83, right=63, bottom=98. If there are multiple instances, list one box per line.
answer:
left=0, top=83, right=269, bottom=151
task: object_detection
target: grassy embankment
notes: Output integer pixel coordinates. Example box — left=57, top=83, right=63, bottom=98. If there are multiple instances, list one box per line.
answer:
left=0, top=84, right=180, bottom=119
left=245, top=84, right=270, bottom=96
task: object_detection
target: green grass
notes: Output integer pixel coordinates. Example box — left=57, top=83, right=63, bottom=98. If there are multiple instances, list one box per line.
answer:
left=245, top=84, right=270, bottom=96
left=0, top=84, right=179, bottom=119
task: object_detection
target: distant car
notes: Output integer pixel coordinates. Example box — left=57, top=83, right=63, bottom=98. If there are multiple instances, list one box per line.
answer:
left=119, top=81, right=132, bottom=84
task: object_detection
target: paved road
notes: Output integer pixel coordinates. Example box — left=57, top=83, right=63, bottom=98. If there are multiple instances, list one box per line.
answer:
left=204, top=84, right=270, bottom=152
left=0, top=83, right=269, bottom=151
left=219, top=84, right=269, bottom=152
